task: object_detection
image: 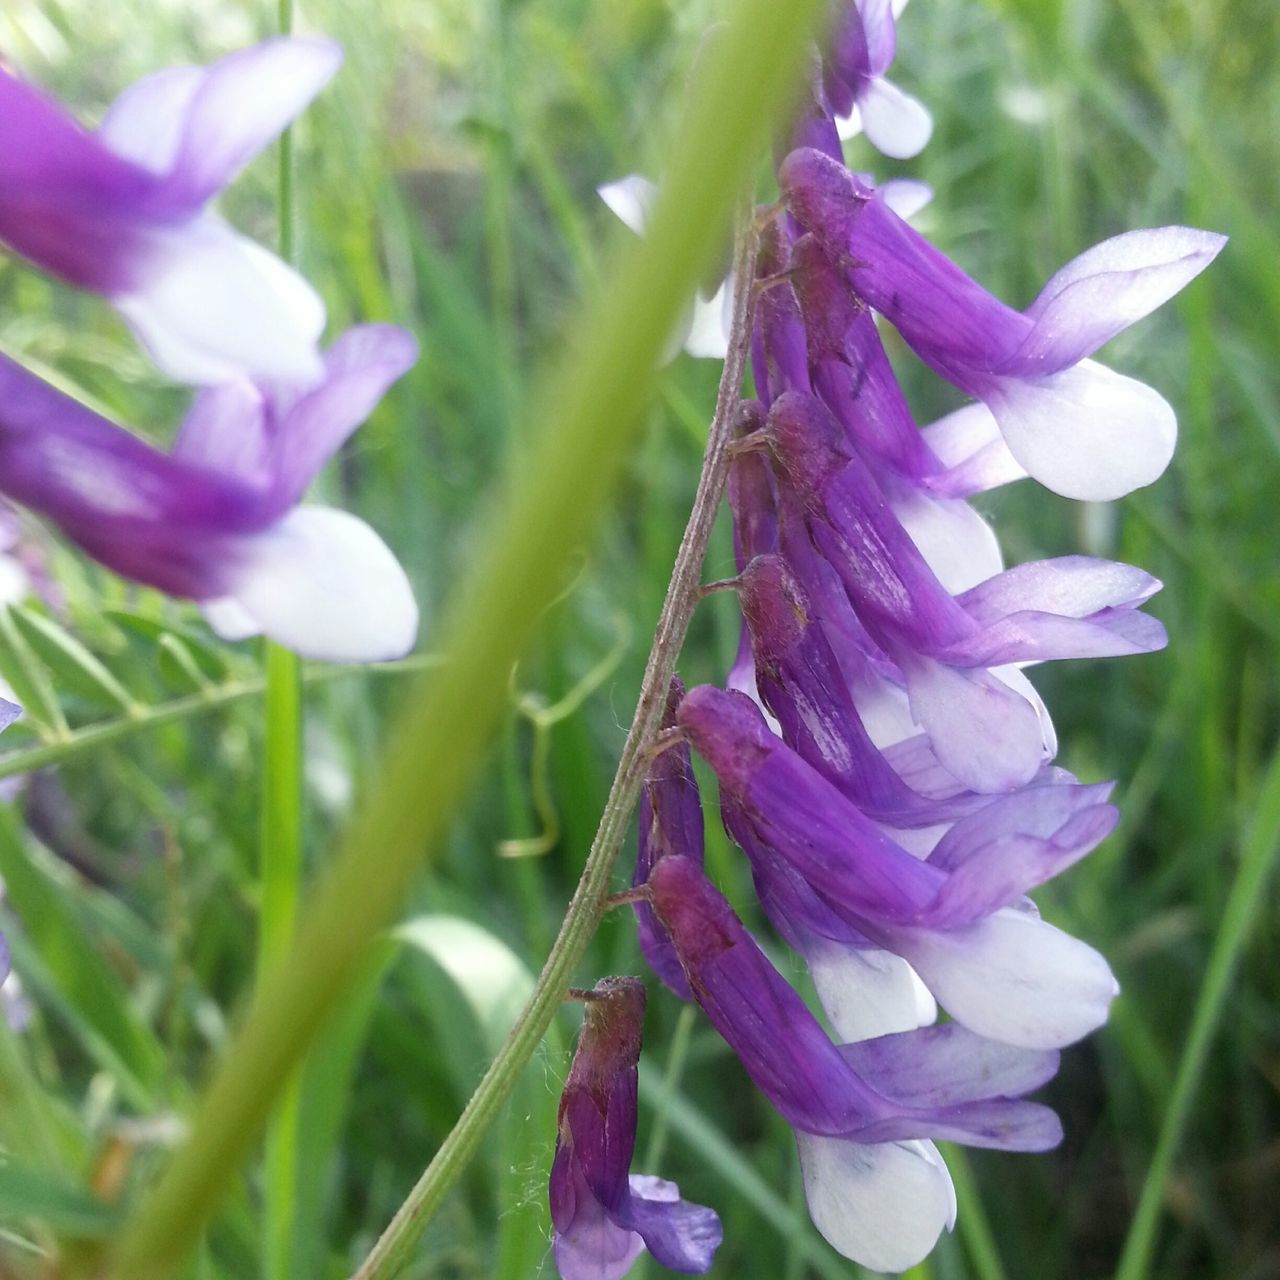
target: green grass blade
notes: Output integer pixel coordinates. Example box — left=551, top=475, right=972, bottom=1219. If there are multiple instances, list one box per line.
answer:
left=1113, top=745, right=1280, bottom=1280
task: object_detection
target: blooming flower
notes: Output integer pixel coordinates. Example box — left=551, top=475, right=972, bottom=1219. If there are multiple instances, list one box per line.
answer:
left=550, top=976, right=722, bottom=1280
left=779, top=147, right=1227, bottom=499
left=822, top=0, right=933, bottom=157
left=646, top=854, right=1061, bottom=1271
left=0, top=38, right=341, bottom=384
left=0, top=325, right=418, bottom=662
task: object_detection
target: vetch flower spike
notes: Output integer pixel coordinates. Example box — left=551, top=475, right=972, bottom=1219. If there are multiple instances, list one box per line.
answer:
left=549, top=977, right=722, bottom=1280
left=0, top=38, right=342, bottom=384
left=0, top=326, right=419, bottom=663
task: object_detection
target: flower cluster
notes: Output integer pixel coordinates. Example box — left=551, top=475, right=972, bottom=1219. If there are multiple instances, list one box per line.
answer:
left=0, top=38, right=418, bottom=662
left=557, top=1, right=1224, bottom=1275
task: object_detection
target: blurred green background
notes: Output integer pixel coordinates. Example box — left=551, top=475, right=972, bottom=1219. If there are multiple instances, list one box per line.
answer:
left=0, top=0, right=1276, bottom=1277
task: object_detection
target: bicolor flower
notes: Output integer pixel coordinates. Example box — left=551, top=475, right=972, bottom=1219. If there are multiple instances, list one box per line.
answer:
left=0, top=325, right=418, bottom=663
left=780, top=146, right=1227, bottom=499
left=823, top=0, right=932, bottom=157
left=676, top=685, right=1120, bottom=1049
left=647, top=855, right=1061, bottom=1271
left=763, top=390, right=1165, bottom=789
left=550, top=977, right=722, bottom=1280
left=0, top=38, right=341, bottom=384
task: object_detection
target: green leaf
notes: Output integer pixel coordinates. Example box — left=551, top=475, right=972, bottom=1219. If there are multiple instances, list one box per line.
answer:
left=10, top=605, right=139, bottom=717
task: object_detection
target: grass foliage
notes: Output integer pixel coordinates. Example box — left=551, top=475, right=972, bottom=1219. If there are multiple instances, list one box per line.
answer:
left=0, top=0, right=1276, bottom=1276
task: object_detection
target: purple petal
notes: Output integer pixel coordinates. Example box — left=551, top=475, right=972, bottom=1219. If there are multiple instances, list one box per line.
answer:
left=841, top=1023, right=1060, bottom=1107
left=620, top=1176, right=722, bottom=1275
left=1011, top=226, right=1228, bottom=373
left=920, top=402, right=1029, bottom=497
left=102, top=38, right=343, bottom=206
left=959, top=556, right=1160, bottom=623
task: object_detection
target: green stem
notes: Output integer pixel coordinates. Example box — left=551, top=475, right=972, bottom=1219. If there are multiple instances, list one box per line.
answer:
left=107, top=4, right=823, bottom=1274
left=351, top=210, right=762, bottom=1280
left=0, top=657, right=437, bottom=784
left=1113, top=743, right=1280, bottom=1280
left=264, top=2, right=302, bottom=1261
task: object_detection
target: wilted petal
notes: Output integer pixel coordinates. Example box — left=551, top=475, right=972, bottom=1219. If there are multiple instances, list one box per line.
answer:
left=1014, top=227, right=1228, bottom=373
left=981, top=360, right=1177, bottom=501
left=213, top=506, right=417, bottom=662
left=797, top=1134, right=955, bottom=1273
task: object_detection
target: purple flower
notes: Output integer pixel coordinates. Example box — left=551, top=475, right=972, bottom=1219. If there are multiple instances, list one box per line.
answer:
left=762, top=390, right=1165, bottom=790
left=823, top=0, right=933, bottom=157
left=632, top=678, right=703, bottom=1001
left=550, top=977, right=722, bottom=1280
left=676, top=685, right=1119, bottom=1049
left=0, top=38, right=341, bottom=384
left=0, top=325, right=418, bottom=662
left=779, top=146, right=1226, bottom=499
left=647, top=855, right=1061, bottom=1271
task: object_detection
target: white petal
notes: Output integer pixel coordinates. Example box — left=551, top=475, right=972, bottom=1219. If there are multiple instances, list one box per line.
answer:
left=103, top=40, right=341, bottom=204
left=597, top=173, right=659, bottom=236
left=982, top=360, right=1176, bottom=501
left=798, top=1134, right=955, bottom=1273
left=115, top=217, right=325, bottom=385
left=683, top=277, right=731, bottom=359
left=991, top=664, right=1057, bottom=760
left=0, top=554, right=30, bottom=607
left=878, top=178, right=933, bottom=222
left=893, top=908, right=1119, bottom=1049
left=921, top=401, right=1030, bottom=495
left=892, top=491, right=1003, bottom=595
left=859, top=77, right=933, bottom=159
left=904, top=658, right=1046, bottom=792
left=835, top=106, right=863, bottom=142
left=214, top=507, right=418, bottom=663
left=808, top=940, right=937, bottom=1042
left=201, top=596, right=260, bottom=642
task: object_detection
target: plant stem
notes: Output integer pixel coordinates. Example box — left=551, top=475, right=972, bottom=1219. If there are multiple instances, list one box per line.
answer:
left=108, top=5, right=822, bottom=1270
left=263, top=3, right=302, bottom=1265
left=351, top=216, right=761, bottom=1280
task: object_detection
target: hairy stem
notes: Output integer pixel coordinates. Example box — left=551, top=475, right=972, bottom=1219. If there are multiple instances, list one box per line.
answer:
left=351, top=221, right=761, bottom=1280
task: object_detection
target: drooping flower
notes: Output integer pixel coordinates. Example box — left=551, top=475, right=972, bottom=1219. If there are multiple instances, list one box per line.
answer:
left=0, top=325, right=418, bottom=662
left=646, top=855, right=1061, bottom=1272
left=0, top=38, right=341, bottom=384
left=550, top=976, right=722, bottom=1280
left=779, top=147, right=1227, bottom=500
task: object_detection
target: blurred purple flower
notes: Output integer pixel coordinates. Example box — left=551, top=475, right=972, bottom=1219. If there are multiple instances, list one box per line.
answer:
left=0, top=325, right=418, bottom=662
left=550, top=977, right=722, bottom=1280
left=0, top=38, right=341, bottom=384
